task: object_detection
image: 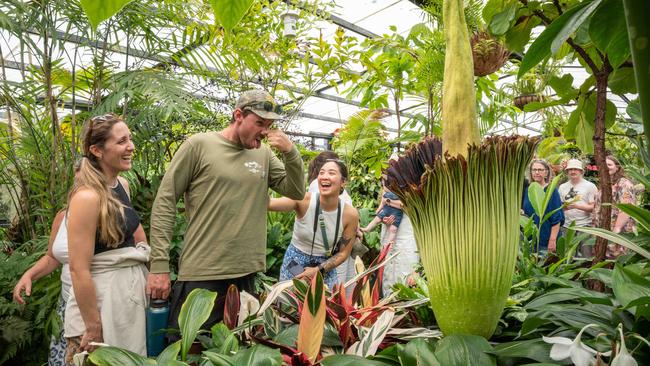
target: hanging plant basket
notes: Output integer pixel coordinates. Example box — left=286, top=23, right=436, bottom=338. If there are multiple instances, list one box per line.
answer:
left=471, top=31, right=510, bottom=77
left=513, top=94, right=544, bottom=109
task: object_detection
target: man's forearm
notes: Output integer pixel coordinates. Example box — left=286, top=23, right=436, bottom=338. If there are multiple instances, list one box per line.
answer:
left=273, top=146, right=305, bottom=200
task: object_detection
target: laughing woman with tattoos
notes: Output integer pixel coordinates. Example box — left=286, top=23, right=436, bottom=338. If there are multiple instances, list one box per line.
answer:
left=269, top=159, right=359, bottom=288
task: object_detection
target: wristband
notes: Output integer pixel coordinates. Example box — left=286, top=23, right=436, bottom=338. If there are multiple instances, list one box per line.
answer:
left=317, top=263, right=325, bottom=273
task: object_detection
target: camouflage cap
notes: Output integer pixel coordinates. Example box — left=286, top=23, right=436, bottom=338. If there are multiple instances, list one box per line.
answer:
left=235, top=89, right=283, bottom=120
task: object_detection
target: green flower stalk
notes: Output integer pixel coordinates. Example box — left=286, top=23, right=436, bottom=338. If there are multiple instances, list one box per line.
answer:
left=441, top=0, right=480, bottom=157
left=386, top=137, right=535, bottom=338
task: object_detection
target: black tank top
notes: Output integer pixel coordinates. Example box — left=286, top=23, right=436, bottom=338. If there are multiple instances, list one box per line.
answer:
left=94, top=181, right=141, bottom=255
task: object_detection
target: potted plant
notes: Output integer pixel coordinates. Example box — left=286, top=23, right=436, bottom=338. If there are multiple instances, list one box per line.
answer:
left=471, top=30, right=510, bottom=77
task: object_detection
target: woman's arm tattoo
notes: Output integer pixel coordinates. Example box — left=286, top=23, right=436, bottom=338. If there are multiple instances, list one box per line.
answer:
left=321, top=236, right=352, bottom=272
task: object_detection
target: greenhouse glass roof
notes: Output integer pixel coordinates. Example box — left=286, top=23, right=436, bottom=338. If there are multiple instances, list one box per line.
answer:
left=0, top=0, right=635, bottom=141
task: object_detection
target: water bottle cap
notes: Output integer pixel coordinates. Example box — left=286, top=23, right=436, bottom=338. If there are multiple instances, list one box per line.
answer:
left=151, top=299, right=168, bottom=308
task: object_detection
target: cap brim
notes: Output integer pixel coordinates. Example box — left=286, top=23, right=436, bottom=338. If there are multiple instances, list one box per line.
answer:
left=250, top=109, right=283, bottom=120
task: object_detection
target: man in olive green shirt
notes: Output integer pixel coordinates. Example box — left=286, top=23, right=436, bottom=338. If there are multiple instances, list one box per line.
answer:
left=147, top=90, right=305, bottom=335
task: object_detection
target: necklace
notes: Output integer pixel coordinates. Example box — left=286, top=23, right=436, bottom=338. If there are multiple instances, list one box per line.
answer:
left=109, top=179, right=119, bottom=189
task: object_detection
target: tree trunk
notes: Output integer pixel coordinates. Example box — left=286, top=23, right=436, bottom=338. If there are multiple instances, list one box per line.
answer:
left=591, top=66, right=613, bottom=269
left=43, top=20, right=62, bottom=222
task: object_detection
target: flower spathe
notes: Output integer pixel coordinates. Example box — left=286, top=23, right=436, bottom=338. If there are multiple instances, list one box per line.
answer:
left=543, top=324, right=598, bottom=366
left=611, top=324, right=638, bottom=366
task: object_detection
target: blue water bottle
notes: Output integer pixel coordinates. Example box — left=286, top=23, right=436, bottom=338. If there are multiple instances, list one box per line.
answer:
left=146, top=298, right=169, bottom=357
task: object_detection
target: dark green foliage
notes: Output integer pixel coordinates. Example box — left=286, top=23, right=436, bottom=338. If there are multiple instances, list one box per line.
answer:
left=0, top=237, right=61, bottom=365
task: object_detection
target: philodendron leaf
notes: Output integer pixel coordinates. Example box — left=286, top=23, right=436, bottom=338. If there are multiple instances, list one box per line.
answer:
left=79, top=0, right=134, bottom=30
left=434, top=334, right=496, bottom=366
left=519, top=0, right=600, bottom=77
left=87, top=346, right=156, bottom=366
left=589, top=0, right=630, bottom=68
left=209, top=0, right=255, bottom=34
left=178, top=288, right=218, bottom=361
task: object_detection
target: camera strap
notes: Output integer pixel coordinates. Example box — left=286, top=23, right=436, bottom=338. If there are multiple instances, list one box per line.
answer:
left=310, top=193, right=342, bottom=258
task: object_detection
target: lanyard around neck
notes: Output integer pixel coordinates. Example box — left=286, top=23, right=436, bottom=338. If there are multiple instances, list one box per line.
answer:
left=310, top=193, right=341, bottom=257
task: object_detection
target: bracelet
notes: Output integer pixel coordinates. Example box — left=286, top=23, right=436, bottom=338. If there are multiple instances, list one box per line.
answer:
left=317, top=263, right=326, bottom=273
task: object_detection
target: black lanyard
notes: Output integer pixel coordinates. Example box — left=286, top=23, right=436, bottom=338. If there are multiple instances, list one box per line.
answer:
left=310, top=193, right=341, bottom=257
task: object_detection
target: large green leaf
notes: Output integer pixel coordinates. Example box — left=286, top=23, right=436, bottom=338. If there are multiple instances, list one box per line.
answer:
left=616, top=204, right=650, bottom=232
left=524, top=287, right=609, bottom=309
left=157, top=341, right=181, bottom=364
left=203, top=351, right=234, bottom=366
left=505, top=15, right=540, bottom=53
left=612, top=264, right=650, bottom=316
left=519, top=1, right=600, bottom=77
left=489, top=3, right=517, bottom=36
left=178, top=289, right=218, bottom=361
left=527, top=182, right=546, bottom=222
left=608, top=67, right=637, bottom=95
left=87, top=346, right=156, bottom=366
left=397, top=338, right=440, bottom=366
left=321, top=355, right=389, bottom=366
left=491, top=339, right=555, bottom=363
left=589, top=0, right=630, bottom=68
left=550, top=0, right=603, bottom=54
left=433, top=335, right=496, bottom=366
left=209, top=0, right=255, bottom=34
left=548, top=74, right=578, bottom=100
left=79, top=0, right=134, bottom=30
left=572, top=227, right=650, bottom=259
left=230, top=344, right=282, bottom=366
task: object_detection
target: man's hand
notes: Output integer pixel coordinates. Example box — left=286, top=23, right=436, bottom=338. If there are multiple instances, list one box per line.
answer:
left=146, top=273, right=171, bottom=299
left=266, top=129, right=292, bottom=153
left=548, top=239, right=557, bottom=253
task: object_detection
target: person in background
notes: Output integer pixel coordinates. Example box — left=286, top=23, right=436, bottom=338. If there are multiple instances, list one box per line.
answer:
left=65, top=113, right=149, bottom=364
left=558, top=158, right=598, bottom=257
left=377, top=153, right=419, bottom=295
left=270, top=159, right=358, bottom=288
left=522, top=159, right=565, bottom=252
left=147, top=89, right=305, bottom=341
left=593, top=155, right=637, bottom=258
left=361, top=177, right=403, bottom=244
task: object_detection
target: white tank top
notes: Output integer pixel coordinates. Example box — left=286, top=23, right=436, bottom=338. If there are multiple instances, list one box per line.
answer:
left=291, top=193, right=345, bottom=257
left=52, top=215, right=71, bottom=301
